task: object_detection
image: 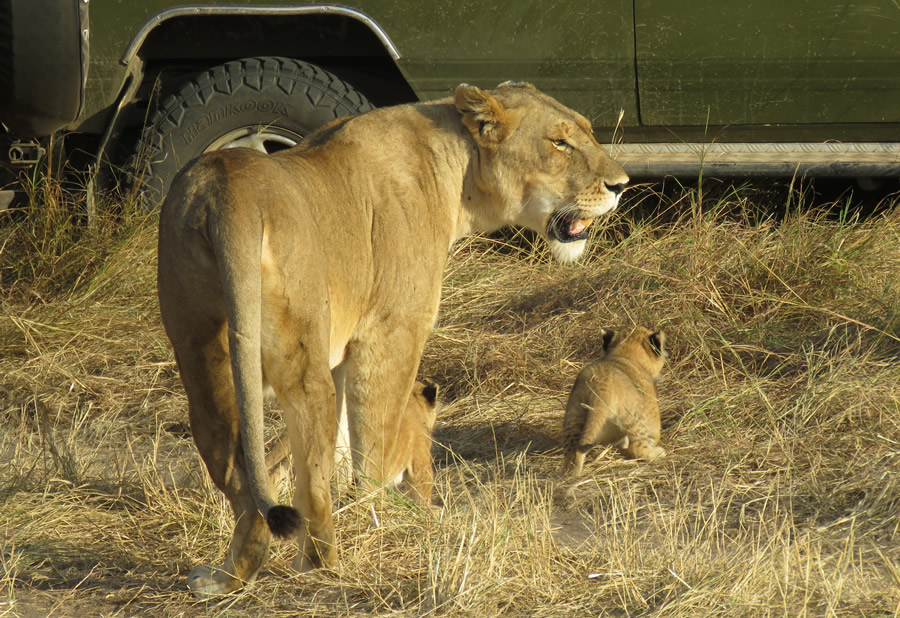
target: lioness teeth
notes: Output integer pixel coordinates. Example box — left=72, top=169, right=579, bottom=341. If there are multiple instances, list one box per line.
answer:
left=569, top=218, right=593, bottom=235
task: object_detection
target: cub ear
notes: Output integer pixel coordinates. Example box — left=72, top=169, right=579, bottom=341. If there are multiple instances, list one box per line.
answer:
left=648, top=331, right=666, bottom=357
left=600, top=328, right=616, bottom=352
left=421, top=382, right=439, bottom=407
left=454, top=83, right=517, bottom=144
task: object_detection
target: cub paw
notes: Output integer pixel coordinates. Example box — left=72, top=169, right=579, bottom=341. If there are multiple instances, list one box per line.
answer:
left=633, top=443, right=667, bottom=460
left=187, top=564, right=239, bottom=598
left=647, top=445, right=667, bottom=459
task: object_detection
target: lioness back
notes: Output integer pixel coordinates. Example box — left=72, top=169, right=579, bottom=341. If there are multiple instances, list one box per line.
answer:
left=561, top=327, right=668, bottom=476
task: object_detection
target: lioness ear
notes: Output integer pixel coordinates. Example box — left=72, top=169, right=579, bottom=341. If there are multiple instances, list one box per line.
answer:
left=648, top=331, right=666, bottom=357
left=454, top=83, right=516, bottom=144
left=421, top=382, right=439, bottom=406
left=600, top=329, right=616, bottom=352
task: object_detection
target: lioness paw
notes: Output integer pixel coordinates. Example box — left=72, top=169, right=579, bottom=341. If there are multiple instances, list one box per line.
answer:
left=187, top=564, right=239, bottom=598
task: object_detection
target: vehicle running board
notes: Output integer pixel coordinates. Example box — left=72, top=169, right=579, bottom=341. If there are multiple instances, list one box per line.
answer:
left=610, top=142, right=900, bottom=178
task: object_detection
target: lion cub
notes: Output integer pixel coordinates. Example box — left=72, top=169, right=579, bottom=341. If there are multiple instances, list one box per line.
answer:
left=561, top=326, right=668, bottom=476
left=384, top=381, right=440, bottom=505
left=267, top=381, right=439, bottom=505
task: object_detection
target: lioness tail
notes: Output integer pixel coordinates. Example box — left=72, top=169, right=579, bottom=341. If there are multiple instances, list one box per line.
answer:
left=209, top=198, right=296, bottom=539
left=266, top=505, right=303, bottom=538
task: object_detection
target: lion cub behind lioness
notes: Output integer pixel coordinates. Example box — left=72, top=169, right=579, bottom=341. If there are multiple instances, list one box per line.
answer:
left=381, top=381, right=440, bottom=505
left=561, top=327, right=668, bottom=476
left=267, top=381, right=439, bottom=505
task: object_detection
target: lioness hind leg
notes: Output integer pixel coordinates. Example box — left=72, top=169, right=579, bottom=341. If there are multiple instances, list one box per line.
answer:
left=261, top=314, right=339, bottom=573
left=168, top=325, right=272, bottom=596
left=284, top=404, right=339, bottom=572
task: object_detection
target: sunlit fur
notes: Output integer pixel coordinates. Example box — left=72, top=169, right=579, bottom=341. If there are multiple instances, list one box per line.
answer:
left=157, top=81, right=628, bottom=597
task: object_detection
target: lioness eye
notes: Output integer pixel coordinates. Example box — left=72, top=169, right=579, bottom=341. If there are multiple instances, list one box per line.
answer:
left=552, top=139, right=572, bottom=152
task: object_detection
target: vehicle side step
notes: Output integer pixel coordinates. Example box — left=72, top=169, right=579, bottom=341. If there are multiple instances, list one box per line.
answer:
left=611, top=142, right=900, bottom=178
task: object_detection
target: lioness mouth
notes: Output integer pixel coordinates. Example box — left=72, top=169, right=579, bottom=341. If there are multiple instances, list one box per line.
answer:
left=549, top=213, right=594, bottom=243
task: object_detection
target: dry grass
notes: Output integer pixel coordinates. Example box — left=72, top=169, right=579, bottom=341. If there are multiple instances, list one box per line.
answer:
left=1, top=175, right=899, bottom=616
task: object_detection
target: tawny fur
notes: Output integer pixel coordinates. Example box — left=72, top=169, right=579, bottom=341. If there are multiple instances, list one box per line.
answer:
left=157, top=81, right=628, bottom=597
left=266, top=381, right=439, bottom=505
left=382, top=381, right=440, bottom=505
left=561, top=327, right=668, bottom=476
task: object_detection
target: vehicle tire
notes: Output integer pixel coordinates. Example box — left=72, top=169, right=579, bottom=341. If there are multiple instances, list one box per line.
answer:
left=132, top=56, right=374, bottom=207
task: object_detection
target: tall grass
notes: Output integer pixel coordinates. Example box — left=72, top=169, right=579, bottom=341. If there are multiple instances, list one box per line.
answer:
left=1, top=175, right=898, bottom=616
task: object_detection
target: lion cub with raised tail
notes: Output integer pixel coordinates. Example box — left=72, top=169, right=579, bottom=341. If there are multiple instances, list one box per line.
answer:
left=562, top=326, right=667, bottom=476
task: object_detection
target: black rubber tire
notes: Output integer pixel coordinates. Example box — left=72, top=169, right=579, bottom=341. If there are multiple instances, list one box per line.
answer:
left=132, top=56, right=374, bottom=206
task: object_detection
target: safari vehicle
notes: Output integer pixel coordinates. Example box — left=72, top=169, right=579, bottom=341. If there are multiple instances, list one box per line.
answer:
left=1, top=0, right=899, bottom=209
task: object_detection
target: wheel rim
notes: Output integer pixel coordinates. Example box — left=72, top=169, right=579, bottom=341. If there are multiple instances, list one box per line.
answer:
left=204, top=126, right=302, bottom=154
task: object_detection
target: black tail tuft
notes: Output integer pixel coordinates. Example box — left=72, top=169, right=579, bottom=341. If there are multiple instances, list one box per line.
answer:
left=266, top=505, right=302, bottom=538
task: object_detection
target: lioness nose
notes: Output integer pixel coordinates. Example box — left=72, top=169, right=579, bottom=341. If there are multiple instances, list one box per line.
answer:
left=605, top=182, right=627, bottom=196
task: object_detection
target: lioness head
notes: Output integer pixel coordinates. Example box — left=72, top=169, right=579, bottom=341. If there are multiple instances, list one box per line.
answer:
left=455, top=82, right=629, bottom=263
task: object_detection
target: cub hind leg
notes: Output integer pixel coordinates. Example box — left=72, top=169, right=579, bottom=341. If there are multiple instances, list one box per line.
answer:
left=562, top=393, right=625, bottom=476
left=620, top=405, right=666, bottom=460
left=623, top=438, right=667, bottom=460
left=561, top=371, right=630, bottom=475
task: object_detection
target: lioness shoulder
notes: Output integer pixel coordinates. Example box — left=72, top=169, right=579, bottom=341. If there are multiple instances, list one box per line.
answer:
left=561, top=326, right=668, bottom=476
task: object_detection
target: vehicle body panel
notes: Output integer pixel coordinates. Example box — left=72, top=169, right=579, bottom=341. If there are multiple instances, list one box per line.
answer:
left=81, top=1, right=900, bottom=139
left=357, top=0, right=638, bottom=129
left=635, top=0, right=900, bottom=127
left=81, top=0, right=637, bottom=130
left=2, top=0, right=899, bottom=180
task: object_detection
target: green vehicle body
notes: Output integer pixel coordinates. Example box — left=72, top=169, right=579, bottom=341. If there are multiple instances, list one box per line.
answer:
left=1, top=0, right=899, bottom=190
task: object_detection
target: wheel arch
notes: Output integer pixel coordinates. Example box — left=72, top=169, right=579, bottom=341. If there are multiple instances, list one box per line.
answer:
left=125, top=6, right=419, bottom=109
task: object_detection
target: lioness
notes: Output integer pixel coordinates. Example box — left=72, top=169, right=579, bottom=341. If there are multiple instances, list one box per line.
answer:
left=157, top=81, right=628, bottom=596
left=561, top=327, right=668, bottom=476
left=266, top=381, right=440, bottom=505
